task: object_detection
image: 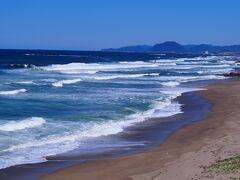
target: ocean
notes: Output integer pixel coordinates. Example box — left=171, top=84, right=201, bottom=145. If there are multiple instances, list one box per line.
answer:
left=0, top=50, right=239, bottom=169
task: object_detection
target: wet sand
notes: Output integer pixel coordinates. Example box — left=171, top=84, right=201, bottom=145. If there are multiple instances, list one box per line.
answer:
left=42, top=80, right=240, bottom=180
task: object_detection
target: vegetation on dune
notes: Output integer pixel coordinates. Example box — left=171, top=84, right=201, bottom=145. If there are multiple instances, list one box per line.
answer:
left=208, top=155, right=240, bottom=174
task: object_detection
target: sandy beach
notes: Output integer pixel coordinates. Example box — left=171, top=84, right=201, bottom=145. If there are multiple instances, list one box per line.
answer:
left=41, top=80, right=240, bottom=180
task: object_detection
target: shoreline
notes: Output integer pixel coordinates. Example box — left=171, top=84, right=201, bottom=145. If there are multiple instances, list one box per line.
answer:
left=0, top=81, right=211, bottom=180
left=42, top=79, right=240, bottom=180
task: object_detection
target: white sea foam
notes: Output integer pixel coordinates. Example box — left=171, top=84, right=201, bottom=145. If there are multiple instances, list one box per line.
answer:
left=219, top=60, right=236, bottom=64
left=58, top=70, right=98, bottom=74
left=38, top=56, right=234, bottom=76
left=119, top=61, right=145, bottom=64
left=152, top=59, right=184, bottom=63
left=52, top=78, right=82, bottom=87
left=152, top=56, right=219, bottom=63
left=198, top=68, right=233, bottom=74
left=160, top=81, right=181, bottom=87
left=25, top=53, right=36, bottom=56
left=18, top=81, right=34, bottom=84
left=4, top=81, right=36, bottom=85
left=156, top=75, right=226, bottom=82
left=120, top=61, right=177, bottom=66
left=42, top=62, right=159, bottom=74
left=0, top=117, right=46, bottom=132
left=177, top=56, right=219, bottom=61
left=161, top=87, right=205, bottom=100
left=0, top=89, right=27, bottom=95
left=92, top=73, right=159, bottom=80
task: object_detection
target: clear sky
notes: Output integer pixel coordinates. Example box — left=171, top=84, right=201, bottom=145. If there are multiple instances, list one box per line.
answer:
left=0, top=0, right=239, bottom=50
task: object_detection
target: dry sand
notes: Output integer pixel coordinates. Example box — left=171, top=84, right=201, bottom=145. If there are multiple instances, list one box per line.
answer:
left=42, top=80, right=240, bottom=180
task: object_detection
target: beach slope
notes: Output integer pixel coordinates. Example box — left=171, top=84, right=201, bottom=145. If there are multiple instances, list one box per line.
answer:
left=42, top=80, right=240, bottom=180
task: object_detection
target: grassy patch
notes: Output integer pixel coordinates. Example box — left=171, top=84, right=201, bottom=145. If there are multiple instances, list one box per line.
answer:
left=208, top=155, right=240, bottom=174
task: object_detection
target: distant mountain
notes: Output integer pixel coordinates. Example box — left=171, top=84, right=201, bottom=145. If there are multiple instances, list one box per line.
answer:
left=151, top=41, right=186, bottom=53
left=102, top=41, right=240, bottom=53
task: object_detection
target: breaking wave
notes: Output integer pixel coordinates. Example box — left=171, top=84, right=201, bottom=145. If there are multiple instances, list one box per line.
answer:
left=52, top=78, right=82, bottom=87
left=92, top=73, right=159, bottom=80
left=0, top=89, right=27, bottom=95
left=0, top=117, right=46, bottom=132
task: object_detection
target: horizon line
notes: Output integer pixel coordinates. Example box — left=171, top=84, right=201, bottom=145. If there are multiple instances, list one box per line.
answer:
left=0, top=41, right=240, bottom=52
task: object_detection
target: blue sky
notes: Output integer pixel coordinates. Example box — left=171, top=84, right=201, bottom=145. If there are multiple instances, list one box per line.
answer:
left=0, top=0, right=239, bottom=50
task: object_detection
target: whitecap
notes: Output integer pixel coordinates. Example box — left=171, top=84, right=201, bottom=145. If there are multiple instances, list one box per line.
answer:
left=0, top=89, right=27, bottom=95
left=92, top=73, right=159, bottom=80
left=15, top=81, right=36, bottom=85
left=0, top=117, right=46, bottom=132
left=41, top=62, right=159, bottom=74
left=52, top=78, right=82, bottom=87
left=160, top=81, right=181, bottom=87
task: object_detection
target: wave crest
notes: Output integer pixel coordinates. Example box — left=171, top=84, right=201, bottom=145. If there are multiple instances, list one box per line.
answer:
left=52, top=78, right=82, bottom=87
left=160, top=81, right=180, bottom=87
left=92, top=73, right=159, bottom=80
left=0, top=117, right=46, bottom=132
left=0, top=89, right=27, bottom=95
left=41, top=62, right=159, bottom=74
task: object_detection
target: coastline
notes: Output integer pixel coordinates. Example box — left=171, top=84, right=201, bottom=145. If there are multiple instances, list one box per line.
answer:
left=42, top=80, right=240, bottom=180
left=0, top=81, right=211, bottom=180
